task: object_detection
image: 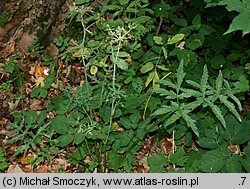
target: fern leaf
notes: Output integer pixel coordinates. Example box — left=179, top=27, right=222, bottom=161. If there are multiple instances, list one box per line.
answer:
left=186, top=80, right=201, bottom=89
left=163, top=111, right=181, bottom=128
left=201, top=64, right=209, bottom=92
left=181, top=110, right=199, bottom=136
left=219, top=95, right=242, bottom=122
left=182, top=98, right=203, bottom=111
left=177, top=59, right=185, bottom=88
left=206, top=100, right=226, bottom=127
left=151, top=106, right=176, bottom=116
left=215, top=71, right=223, bottom=94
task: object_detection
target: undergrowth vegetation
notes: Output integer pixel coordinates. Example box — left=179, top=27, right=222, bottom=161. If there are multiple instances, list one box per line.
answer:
left=2, top=0, right=250, bottom=173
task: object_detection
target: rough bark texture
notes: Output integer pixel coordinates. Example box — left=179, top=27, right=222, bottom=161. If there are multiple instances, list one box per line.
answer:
left=0, top=0, right=73, bottom=59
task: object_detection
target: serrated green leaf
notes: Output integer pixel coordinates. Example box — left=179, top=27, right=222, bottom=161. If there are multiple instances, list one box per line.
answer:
left=201, top=65, right=208, bottom=91
left=220, top=0, right=250, bottom=35
left=181, top=110, right=198, bottom=136
left=206, top=100, right=226, bottom=127
left=164, top=111, right=181, bottom=128
left=186, top=80, right=201, bottom=89
left=234, top=75, right=249, bottom=92
left=140, top=62, right=154, bottom=73
left=156, top=80, right=176, bottom=89
left=167, top=34, right=185, bottom=45
left=215, top=71, right=223, bottom=94
left=170, top=147, right=187, bottom=166
left=176, top=60, right=185, bottom=88
left=219, top=95, right=242, bottom=122
left=148, top=153, right=168, bottom=173
left=199, top=149, right=224, bottom=172
left=151, top=105, right=176, bottom=116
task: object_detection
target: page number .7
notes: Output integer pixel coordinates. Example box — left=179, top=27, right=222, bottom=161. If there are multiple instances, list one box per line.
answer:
left=240, top=177, right=246, bottom=186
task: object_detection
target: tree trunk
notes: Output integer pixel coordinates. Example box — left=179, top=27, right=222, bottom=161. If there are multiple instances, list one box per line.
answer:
left=0, top=0, right=73, bottom=59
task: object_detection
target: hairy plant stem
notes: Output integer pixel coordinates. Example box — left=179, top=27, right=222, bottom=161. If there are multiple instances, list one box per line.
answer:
left=103, top=40, right=122, bottom=172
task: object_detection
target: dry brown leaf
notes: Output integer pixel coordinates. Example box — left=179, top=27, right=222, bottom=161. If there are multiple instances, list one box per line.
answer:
left=35, top=77, right=45, bottom=87
left=36, top=164, right=48, bottom=173
left=8, top=98, right=20, bottom=112
left=7, top=164, right=24, bottom=173
left=30, top=99, right=44, bottom=111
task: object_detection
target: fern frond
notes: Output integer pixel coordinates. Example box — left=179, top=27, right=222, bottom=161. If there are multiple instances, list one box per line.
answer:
left=219, top=95, right=242, bottom=122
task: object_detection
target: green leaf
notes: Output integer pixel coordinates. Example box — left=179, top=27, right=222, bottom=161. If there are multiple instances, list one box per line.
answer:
left=231, top=120, right=250, bottom=144
left=118, top=0, right=129, bottom=6
left=201, top=65, right=208, bottom=91
left=164, top=111, right=181, bottom=128
left=180, top=111, right=198, bottom=136
left=51, top=115, right=74, bottom=134
left=221, top=155, right=242, bottom=173
left=140, top=62, right=154, bottom=73
left=148, top=153, right=168, bottom=173
left=153, top=2, right=171, bottom=18
left=145, top=71, right=155, bottom=87
left=241, top=157, right=250, bottom=172
left=74, top=132, right=86, bottom=145
left=220, top=0, right=250, bottom=35
left=215, top=71, right=223, bottom=94
left=151, top=105, right=176, bottom=116
left=234, top=75, right=249, bottom=92
left=199, top=149, right=224, bottom=172
left=167, top=34, right=185, bottom=45
left=153, top=36, right=163, bottom=45
left=162, top=47, right=168, bottom=59
left=219, top=95, right=242, bottom=122
left=176, top=59, right=185, bottom=88
left=206, top=100, right=226, bottom=127
left=197, top=138, right=218, bottom=149
left=170, top=147, right=187, bottom=166
left=56, top=134, right=74, bottom=147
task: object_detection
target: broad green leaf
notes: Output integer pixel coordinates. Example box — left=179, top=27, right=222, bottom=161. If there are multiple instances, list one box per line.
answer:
left=74, top=132, right=85, bottom=145
left=170, top=147, right=187, bottom=166
left=148, top=153, right=168, bottom=173
left=153, top=36, right=163, bottom=45
left=162, top=46, right=168, bottom=59
left=234, top=75, right=250, bottom=92
left=37, top=111, right=47, bottom=126
left=115, top=58, right=128, bottom=70
left=118, top=51, right=130, bottom=58
left=153, top=2, right=171, bottom=18
left=197, top=138, right=218, bottom=149
left=56, top=134, right=74, bottom=147
left=192, top=14, right=201, bottom=29
left=199, top=149, right=224, bottom=173
left=221, top=156, right=242, bottom=172
left=25, top=111, right=38, bottom=125
left=167, top=34, right=185, bottom=45
left=241, top=158, right=250, bottom=172
left=51, top=115, right=74, bottom=134
left=221, top=0, right=250, bottom=35
left=140, top=62, right=154, bottom=73
left=145, top=71, right=155, bottom=87
left=231, top=120, right=250, bottom=144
